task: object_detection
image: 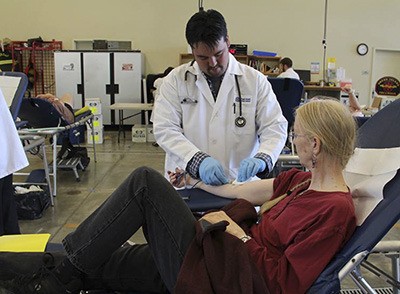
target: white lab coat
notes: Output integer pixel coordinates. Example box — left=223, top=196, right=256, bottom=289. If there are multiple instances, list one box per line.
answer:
left=0, top=89, right=28, bottom=179
left=278, top=68, right=300, bottom=80
left=153, top=54, right=287, bottom=180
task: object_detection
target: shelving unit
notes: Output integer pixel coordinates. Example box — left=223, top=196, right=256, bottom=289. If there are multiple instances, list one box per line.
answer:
left=11, top=40, right=62, bottom=97
left=247, top=55, right=281, bottom=76
left=179, top=53, right=280, bottom=76
left=304, top=85, right=342, bottom=100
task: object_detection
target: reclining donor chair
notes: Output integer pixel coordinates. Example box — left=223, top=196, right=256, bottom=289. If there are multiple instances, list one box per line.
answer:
left=17, top=96, right=97, bottom=195
left=309, top=98, right=400, bottom=293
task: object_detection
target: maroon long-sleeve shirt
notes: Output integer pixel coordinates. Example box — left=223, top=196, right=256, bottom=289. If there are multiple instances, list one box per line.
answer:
left=248, top=169, right=356, bottom=294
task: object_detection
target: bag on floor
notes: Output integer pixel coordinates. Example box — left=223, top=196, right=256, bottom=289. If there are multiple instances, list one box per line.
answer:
left=13, top=185, right=51, bottom=220
left=65, top=146, right=90, bottom=169
left=57, top=139, right=90, bottom=169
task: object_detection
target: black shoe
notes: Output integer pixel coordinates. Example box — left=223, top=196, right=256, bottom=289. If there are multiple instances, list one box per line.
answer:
left=0, top=251, right=66, bottom=281
left=0, top=253, right=82, bottom=294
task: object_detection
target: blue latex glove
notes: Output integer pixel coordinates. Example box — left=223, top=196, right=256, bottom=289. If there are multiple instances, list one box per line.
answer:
left=237, top=158, right=266, bottom=182
left=199, top=157, right=229, bottom=186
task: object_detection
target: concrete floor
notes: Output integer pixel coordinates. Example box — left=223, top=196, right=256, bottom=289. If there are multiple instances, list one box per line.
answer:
left=14, top=130, right=400, bottom=292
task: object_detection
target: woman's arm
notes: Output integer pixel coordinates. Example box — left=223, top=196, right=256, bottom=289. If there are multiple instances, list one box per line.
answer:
left=169, top=169, right=274, bottom=205
left=341, top=86, right=362, bottom=113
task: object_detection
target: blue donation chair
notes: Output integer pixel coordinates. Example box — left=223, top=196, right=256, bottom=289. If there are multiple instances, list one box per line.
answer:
left=267, top=77, right=304, bottom=175
left=267, top=77, right=304, bottom=130
left=309, top=99, right=400, bottom=293
left=0, top=71, right=28, bottom=124
left=178, top=188, right=233, bottom=213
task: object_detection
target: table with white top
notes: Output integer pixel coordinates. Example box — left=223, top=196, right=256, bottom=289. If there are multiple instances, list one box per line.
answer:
left=109, top=103, right=154, bottom=143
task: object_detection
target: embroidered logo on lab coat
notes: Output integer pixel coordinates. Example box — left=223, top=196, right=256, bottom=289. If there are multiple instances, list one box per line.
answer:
left=235, top=97, right=251, bottom=103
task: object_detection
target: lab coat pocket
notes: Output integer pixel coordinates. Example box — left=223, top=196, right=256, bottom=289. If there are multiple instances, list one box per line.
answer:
left=179, top=95, right=201, bottom=127
left=231, top=104, right=256, bottom=135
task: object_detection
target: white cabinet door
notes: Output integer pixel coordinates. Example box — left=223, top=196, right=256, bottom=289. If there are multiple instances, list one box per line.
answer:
left=56, top=51, right=145, bottom=126
left=83, top=52, right=111, bottom=124
left=114, top=52, right=143, bottom=125
left=54, top=52, right=83, bottom=108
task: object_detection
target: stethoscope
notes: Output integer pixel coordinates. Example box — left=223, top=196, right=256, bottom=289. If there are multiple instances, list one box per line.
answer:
left=183, top=63, right=246, bottom=128
left=181, top=61, right=199, bottom=104
left=233, top=74, right=246, bottom=127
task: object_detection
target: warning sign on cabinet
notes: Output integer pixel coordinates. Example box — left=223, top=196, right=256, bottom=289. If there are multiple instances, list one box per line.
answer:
left=122, top=64, right=133, bottom=71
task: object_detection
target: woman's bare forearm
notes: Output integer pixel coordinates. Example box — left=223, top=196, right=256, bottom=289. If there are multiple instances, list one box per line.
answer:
left=192, top=178, right=274, bottom=206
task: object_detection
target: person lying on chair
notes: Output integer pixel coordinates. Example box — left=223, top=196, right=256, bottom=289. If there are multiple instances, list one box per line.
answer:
left=36, top=93, right=74, bottom=124
left=0, top=99, right=356, bottom=294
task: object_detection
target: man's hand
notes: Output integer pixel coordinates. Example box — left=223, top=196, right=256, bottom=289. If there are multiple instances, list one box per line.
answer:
left=237, top=158, right=266, bottom=182
left=199, top=157, right=228, bottom=186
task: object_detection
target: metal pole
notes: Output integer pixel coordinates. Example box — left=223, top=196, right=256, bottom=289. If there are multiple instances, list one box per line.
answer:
left=322, top=0, right=328, bottom=84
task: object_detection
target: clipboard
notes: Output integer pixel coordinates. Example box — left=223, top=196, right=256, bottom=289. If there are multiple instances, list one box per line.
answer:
left=0, top=233, right=51, bottom=252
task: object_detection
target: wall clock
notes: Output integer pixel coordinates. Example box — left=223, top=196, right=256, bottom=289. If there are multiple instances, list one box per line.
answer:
left=357, top=43, right=369, bottom=56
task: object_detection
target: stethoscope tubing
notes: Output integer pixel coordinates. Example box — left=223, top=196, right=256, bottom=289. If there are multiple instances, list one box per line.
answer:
left=234, top=75, right=246, bottom=127
left=183, top=68, right=246, bottom=127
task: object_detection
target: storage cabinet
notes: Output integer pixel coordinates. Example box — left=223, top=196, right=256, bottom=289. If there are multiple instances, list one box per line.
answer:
left=179, top=53, right=280, bottom=76
left=55, top=51, right=144, bottom=125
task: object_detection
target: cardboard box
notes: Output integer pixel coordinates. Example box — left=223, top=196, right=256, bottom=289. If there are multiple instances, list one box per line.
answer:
left=87, top=127, right=104, bottom=144
left=85, top=98, right=102, bottom=115
left=92, top=114, right=103, bottom=129
left=132, top=125, right=146, bottom=143
left=146, top=124, right=156, bottom=142
left=371, top=97, right=382, bottom=109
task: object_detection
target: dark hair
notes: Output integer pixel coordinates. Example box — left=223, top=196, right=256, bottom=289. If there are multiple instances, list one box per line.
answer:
left=185, top=9, right=228, bottom=49
left=163, top=66, right=174, bottom=77
left=280, top=57, right=293, bottom=68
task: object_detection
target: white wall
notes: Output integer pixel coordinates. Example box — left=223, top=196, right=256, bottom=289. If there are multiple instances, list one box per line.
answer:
left=2, top=0, right=400, bottom=106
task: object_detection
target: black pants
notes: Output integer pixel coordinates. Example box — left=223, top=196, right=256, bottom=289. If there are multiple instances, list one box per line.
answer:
left=63, top=167, right=197, bottom=293
left=0, top=174, right=20, bottom=236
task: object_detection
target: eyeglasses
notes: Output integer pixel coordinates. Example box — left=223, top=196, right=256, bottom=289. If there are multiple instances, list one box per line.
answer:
left=289, top=132, right=308, bottom=141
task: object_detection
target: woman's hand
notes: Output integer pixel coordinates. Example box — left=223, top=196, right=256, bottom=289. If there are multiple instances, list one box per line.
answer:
left=200, top=211, right=247, bottom=240
left=341, top=85, right=353, bottom=94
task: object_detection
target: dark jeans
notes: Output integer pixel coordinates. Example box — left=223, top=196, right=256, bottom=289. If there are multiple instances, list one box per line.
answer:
left=0, top=174, right=20, bottom=236
left=63, top=167, right=197, bottom=293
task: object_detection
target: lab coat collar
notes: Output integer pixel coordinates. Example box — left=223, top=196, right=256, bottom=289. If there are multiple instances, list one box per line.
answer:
left=186, top=62, right=215, bottom=106
left=186, top=61, right=198, bottom=76
left=227, top=53, right=244, bottom=76
left=186, top=54, right=243, bottom=107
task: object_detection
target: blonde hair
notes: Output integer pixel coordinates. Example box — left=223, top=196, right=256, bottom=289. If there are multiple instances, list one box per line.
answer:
left=295, top=99, right=356, bottom=169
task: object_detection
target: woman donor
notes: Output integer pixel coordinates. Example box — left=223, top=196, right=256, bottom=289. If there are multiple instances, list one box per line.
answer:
left=0, top=99, right=356, bottom=294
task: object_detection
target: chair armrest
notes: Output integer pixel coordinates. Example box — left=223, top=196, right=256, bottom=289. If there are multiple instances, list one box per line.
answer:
left=371, top=240, right=400, bottom=253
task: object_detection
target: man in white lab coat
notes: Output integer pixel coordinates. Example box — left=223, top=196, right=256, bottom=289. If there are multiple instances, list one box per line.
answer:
left=277, top=57, right=300, bottom=80
left=153, top=9, right=287, bottom=185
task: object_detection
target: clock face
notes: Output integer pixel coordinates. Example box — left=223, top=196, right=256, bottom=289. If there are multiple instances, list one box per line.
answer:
left=357, top=43, right=368, bottom=56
